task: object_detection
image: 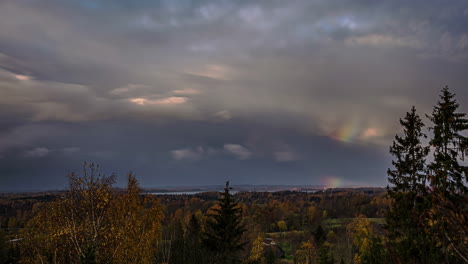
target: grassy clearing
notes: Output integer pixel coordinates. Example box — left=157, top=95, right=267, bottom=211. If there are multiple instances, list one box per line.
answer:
left=265, top=230, right=306, bottom=238
left=323, top=218, right=386, bottom=228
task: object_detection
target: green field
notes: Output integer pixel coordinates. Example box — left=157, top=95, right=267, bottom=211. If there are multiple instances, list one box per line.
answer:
left=323, top=218, right=386, bottom=228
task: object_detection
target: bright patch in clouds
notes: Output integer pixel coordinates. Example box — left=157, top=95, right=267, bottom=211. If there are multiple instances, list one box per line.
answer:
left=331, top=123, right=360, bottom=143
left=129, top=98, right=148, bottom=105
left=213, top=110, right=232, bottom=120
left=187, top=64, right=231, bottom=80
left=110, top=84, right=149, bottom=95
left=224, top=144, right=252, bottom=160
left=361, top=128, right=379, bottom=139
left=173, top=88, right=201, bottom=95
left=129, top=97, right=188, bottom=106
left=14, top=74, right=30, bottom=81
left=156, top=97, right=189, bottom=105
left=328, top=119, right=381, bottom=143
left=22, top=147, right=80, bottom=158
left=171, top=147, right=204, bottom=161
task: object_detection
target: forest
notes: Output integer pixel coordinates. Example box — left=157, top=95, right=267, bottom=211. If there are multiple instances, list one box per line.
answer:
left=0, top=86, right=467, bottom=263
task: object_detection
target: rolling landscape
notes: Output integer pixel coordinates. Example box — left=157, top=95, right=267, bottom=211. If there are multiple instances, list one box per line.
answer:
left=0, top=0, right=467, bottom=263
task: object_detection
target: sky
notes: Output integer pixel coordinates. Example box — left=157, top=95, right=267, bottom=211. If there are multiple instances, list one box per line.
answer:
left=1, top=0, right=468, bottom=191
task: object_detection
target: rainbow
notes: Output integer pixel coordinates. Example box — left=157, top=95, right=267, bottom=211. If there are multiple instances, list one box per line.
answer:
left=321, top=176, right=343, bottom=188
left=332, top=123, right=360, bottom=143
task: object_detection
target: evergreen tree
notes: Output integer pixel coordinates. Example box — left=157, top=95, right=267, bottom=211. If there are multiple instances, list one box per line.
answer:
left=314, top=225, right=325, bottom=244
left=203, top=181, right=247, bottom=264
left=388, top=106, right=430, bottom=195
left=185, top=213, right=205, bottom=264
left=385, top=88, right=468, bottom=263
left=426, top=86, right=468, bottom=262
left=427, top=86, right=468, bottom=194
left=386, top=106, right=434, bottom=262
left=169, top=213, right=205, bottom=264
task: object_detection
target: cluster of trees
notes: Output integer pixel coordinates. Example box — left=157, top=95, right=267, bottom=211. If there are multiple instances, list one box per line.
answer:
left=0, top=193, right=56, bottom=233
left=386, top=86, right=467, bottom=263
left=20, top=163, right=164, bottom=264
left=160, top=181, right=247, bottom=264
left=158, top=188, right=388, bottom=264
left=1, top=179, right=389, bottom=264
left=0, top=193, right=58, bottom=263
left=160, top=189, right=386, bottom=235
left=10, top=170, right=248, bottom=264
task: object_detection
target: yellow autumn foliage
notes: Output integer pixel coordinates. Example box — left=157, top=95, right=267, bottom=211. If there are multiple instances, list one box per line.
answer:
left=20, top=163, right=163, bottom=264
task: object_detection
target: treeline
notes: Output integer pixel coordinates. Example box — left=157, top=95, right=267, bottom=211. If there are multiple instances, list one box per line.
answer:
left=158, top=187, right=388, bottom=264
left=1, top=183, right=389, bottom=263
left=160, top=189, right=387, bottom=232
left=0, top=193, right=58, bottom=231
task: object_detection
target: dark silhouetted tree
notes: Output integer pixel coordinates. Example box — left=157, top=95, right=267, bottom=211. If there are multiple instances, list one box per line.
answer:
left=427, top=86, right=467, bottom=194
left=388, top=106, right=430, bottom=194
left=427, top=86, right=468, bottom=262
left=184, top=213, right=205, bottom=264
left=386, top=106, right=434, bottom=262
left=203, top=181, right=247, bottom=264
left=314, top=225, right=325, bottom=244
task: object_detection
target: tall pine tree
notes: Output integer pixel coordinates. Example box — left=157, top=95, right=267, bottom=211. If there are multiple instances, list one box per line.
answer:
left=388, top=106, right=430, bottom=195
left=427, top=86, right=468, bottom=194
left=386, top=106, right=435, bottom=263
left=426, top=86, right=468, bottom=262
left=203, top=181, right=247, bottom=264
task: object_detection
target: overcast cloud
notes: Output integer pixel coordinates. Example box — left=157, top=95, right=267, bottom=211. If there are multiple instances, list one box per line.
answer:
left=1, top=0, right=467, bottom=190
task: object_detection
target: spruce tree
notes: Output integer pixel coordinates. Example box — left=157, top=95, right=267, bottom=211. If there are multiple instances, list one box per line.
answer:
left=426, top=86, right=468, bottom=262
left=386, top=106, right=434, bottom=263
left=203, top=181, right=247, bottom=264
left=169, top=213, right=206, bottom=264
left=388, top=106, right=430, bottom=195
left=427, top=86, right=468, bottom=194
left=185, top=213, right=205, bottom=264
left=314, top=225, right=325, bottom=244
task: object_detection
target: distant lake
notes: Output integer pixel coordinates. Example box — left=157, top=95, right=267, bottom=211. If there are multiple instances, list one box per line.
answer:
left=145, top=189, right=323, bottom=195
left=147, top=190, right=239, bottom=195
left=147, top=191, right=208, bottom=195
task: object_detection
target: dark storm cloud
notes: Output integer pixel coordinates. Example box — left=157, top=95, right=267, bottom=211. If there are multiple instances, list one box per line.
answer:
left=0, top=119, right=388, bottom=190
left=0, top=0, right=467, bottom=190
